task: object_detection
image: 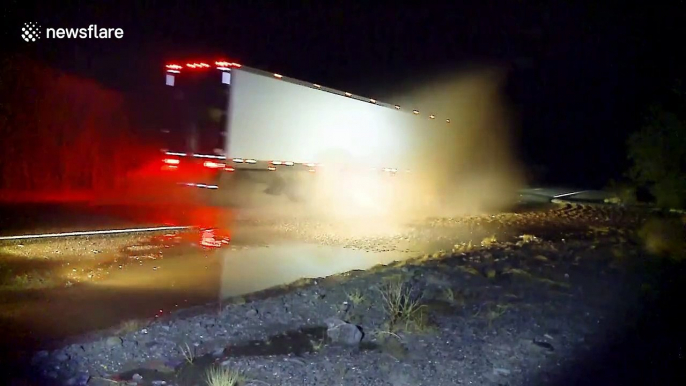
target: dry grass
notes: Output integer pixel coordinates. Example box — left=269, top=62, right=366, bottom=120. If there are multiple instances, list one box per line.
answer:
left=205, top=365, right=244, bottom=386
left=378, top=276, right=428, bottom=332
left=180, top=343, right=196, bottom=364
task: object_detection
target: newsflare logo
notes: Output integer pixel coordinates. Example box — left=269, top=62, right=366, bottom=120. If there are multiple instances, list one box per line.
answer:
left=22, top=22, right=41, bottom=42
left=22, top=22, right=124, bottom=42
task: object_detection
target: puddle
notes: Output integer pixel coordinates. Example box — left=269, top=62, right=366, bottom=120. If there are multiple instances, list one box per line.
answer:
left=218, top=243, right=414, bottom=298
left=118, top=326, right=379, bottom=385
left=223, top=326, right=328, bottom=357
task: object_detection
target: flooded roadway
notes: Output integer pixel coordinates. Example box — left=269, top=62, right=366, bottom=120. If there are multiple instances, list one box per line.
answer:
left=1, top=197, right=577, bottom=367
left=0, top=218, right=450, bottom=358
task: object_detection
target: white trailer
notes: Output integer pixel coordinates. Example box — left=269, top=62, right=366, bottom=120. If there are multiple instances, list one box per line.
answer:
left=161, top=59, right=453, bottom=213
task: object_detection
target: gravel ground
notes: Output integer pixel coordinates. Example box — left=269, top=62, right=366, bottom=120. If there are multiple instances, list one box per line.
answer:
left=13, top=203, right=686, bottom=385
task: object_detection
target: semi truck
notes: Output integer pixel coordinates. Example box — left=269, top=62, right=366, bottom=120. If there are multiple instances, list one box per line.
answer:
left=160, top=59, right=454, bottom=217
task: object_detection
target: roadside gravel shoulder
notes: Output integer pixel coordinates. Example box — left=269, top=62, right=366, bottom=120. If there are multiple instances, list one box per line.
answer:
left=28, top=220, right=684, bottom=386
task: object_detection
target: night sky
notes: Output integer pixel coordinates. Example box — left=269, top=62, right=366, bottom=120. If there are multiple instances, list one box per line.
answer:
left=4, top=1, right=685, bottom=188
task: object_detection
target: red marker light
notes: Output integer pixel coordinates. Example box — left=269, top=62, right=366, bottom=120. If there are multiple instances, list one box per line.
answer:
left=163, top=158, right=180, bottom=165
left=166, top=64, right=182, bottom=70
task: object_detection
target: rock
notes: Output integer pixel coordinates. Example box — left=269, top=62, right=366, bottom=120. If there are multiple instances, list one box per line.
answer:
left=212, top=347, right=225, bottom=357
left=55, top=352, right=70, bottom=362
left=325, top=317, right=363, bottom=346
left=493, top=367, right=511, bottom=376
left=132, top=373, right=143, bottom=382
left=144, top=359, right=176, bottom=373
left=106, top=337, right=123, bottom=348
left=66, top=374, right=90, bottom=386
left=151, top=381, right=167, bottom=386
left=425, top=273, right=451, bottom=288
left=246, top=308, right=258, bottom=317
left=337, top=302, right=350, bottom=316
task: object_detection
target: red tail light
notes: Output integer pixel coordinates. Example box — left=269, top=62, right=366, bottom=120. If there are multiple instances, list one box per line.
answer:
left=163, top=158, right=180, bottom=165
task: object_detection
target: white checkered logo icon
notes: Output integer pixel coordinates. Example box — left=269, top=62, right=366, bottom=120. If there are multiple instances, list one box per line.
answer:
left=22, top=22, right=41, bottom=42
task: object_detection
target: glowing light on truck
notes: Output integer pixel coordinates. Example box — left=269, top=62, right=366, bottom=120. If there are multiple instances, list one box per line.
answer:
left=203, top=161, right=225, bottom=169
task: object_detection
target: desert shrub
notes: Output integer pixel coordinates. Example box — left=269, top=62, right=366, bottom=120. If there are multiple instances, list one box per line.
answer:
left=627, top=101, right=686, bottom=209
left=638, top=216, right=685, bottom=261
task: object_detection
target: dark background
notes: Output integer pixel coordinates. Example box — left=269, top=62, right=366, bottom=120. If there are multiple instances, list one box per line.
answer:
left=3, top=1, right=685, bottom=188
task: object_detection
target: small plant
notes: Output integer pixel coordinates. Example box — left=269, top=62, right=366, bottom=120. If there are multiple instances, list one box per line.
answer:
left=443, top=288, right=455, bottom=302
left=180, top=343, right=195, bottom=364
left=456, top=265, right=480, bottom=276
left=481, top=235, right=497, bottom=247
left=589, top=226, right=611, bottom=235
left=519, top=234, right=539, bottom=243
left=205, top=365, right=244, bottom=386
left=638, top=217, right=686, bottom=261
left=486, top=304, right=510, bottom=327
left=378, top=277, right=428, bottom=332
left=346, top=289, right=365, bottom=305
left=502, top=267, right=532, bottom=277
left=452, top=241, right=474, bottom=253
left=474, top=303, right=510, bottom=328
left=310, top=337, right=326, bottom=352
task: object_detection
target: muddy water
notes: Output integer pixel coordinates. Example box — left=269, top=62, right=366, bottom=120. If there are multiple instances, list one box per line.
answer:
left=0, top=230, right=419, bottom=356
left=218, top=243, right=414, bottom=298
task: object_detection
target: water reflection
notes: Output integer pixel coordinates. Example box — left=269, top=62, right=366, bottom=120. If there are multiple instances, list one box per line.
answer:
left=219, top=243, right=413, bottom=298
